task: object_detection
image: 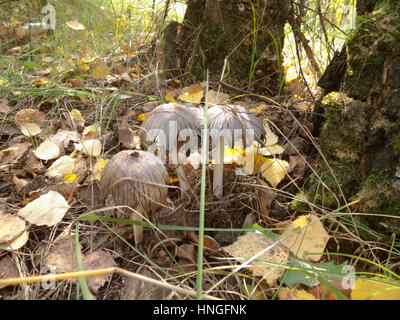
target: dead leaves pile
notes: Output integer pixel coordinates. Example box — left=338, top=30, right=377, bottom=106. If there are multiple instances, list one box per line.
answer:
left=0, top=107, right=115, bottom=293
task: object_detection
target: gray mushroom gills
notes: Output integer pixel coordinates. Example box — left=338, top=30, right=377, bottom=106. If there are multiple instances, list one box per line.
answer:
left=100, top=150, right=169, bottom=244
left=140, top=103, right=201, bottom=196
left=208, top=104, right=265, bottom=199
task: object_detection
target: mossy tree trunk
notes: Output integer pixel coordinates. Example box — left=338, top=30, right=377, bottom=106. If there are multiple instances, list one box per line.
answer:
left=174, top=0, right=290, bottom=95
left=307, top=0, right=400, bottom=233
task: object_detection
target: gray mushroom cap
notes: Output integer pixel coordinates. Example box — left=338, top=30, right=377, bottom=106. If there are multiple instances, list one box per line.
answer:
left=100, top=150, right=169, bottom=212
left=208, top=104, right=265, bottom=149
left=140, top=103, right=201, bottom=152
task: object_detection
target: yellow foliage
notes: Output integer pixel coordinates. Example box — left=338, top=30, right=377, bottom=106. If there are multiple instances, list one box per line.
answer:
left=351, top=277, right=400, bottom=300
left=178, top=86, right=204, bottom=104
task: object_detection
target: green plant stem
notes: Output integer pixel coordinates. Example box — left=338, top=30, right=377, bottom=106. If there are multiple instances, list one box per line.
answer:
left=196, top=70, right=209, bottom=300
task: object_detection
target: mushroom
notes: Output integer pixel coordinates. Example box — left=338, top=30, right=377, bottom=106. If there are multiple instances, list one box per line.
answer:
left=208, top=104, right=265, bottom=199
left=100, top=150, right=169, bottom=245
left=140, top=103, right=201, bottom=195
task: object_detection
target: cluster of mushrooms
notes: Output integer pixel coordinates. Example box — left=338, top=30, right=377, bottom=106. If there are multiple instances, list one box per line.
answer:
left=100, top=102, right=265, bottom=245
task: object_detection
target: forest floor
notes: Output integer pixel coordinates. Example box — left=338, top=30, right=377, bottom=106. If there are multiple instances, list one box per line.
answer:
left=0, top=1, right=399, bottom=301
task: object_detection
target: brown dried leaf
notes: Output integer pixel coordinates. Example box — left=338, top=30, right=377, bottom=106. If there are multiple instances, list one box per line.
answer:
left=43, top=229, right=80, bottom=273
left=0, top=255, right=19, bottom=289
left=0, top=142, right=30, bottom=166
left=82, top=250, right=115, bottom=293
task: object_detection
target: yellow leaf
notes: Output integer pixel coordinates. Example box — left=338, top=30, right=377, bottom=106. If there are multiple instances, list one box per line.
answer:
left=169, top=177, right=179, bottom=184
left=92, top=157, right=108, bottom=181
left=222, top=232, right=289, bottom=285
left=91, top=59, right=110, bottom=80
left=260, top=158, right=289, bottom=187
left=165, top=92, right=177, bottom=103
left=64, top=173, right=77, bottom=182
left=292, top=215, right=310, bottom=229
left=10, top=17, right=20, bottom=25
left=70, top=109, right=84, bottom=122
left=278, top=287, right=317, bottom=300
left=351, top=277, right=400, bottom=300
left=137, top=113, right=147, bottom=122
left=80, top=63, right=89, bottom=71
left=279, top=214, right=330, bottom=262
left=178, top=86, right=204, bottom=104
left=249, top=104, right=268, bottom=114
left=31, top=78, right=49, bottom=86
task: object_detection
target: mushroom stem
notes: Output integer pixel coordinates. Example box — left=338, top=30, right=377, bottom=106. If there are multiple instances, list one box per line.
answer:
left=170, top=144, right=189, bottom=196
left=133, top=205, right=144, bottom=245
left=176, top=163, right=189, bottom=193
left=213, top=135, right=224, bottom=199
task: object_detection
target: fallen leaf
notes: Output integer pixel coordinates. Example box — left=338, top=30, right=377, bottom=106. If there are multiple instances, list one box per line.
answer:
left=12, top=175, right=29, bottom=192
left=165, top=92, right=177, bottom=103
left=0, top=99, right=10, bottom=113
left=249, top=104, right=269, bottom=115
left=309, top=280, right=351, bottom=300
left=91, top=157, right=108, bottom=181
left=0, top=255, right=19, bottom=289
left=178, top=86, right=204, bottom=104
left=49, top=130, right=79, bottom=151
left=222, top=232, right=289, bottom=285
left=43, top=229, right=80, bottom=274
left=19, top=122, right=42, bottom=136
left=18, top=191, right=70, bottom=226
left=83, top=123, right=102, bottom=139
left=277, top=287, right=317, bottom=300
left=351, top=277, right=400, bottom=300
left=82, top=250, right=115, bottom=293
left=66, top=19, right=85, bottom=30
left=76, top=139, right=102, bottom=157
left=2, top=231, right=29, bottom=250
left=91, top=59, right=110, bottom=80
left=14, top=109, right=46, bottom=136
left=34, top=139, right=60, bottom=160
left=0, top=210, right=26, bottom=244
left=208, top=90, right=230, bottom=105
left=45, top=155, right=76, bottom=180
left=0, top=142, right=30, bottom=166
left=279, top=214, right=330, bottom=262
left=260, top=158, right=289, bottom=187
left=69, top=109, right=84, bottom=124
left=118, top=118, right=139, bottom=149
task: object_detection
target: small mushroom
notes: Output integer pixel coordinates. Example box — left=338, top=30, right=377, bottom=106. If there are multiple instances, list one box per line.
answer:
left=140, top=103, right=201, bottom=195
left=208, top=104, right=265, bottom=199
left=100, top=150, right=169, bottom=245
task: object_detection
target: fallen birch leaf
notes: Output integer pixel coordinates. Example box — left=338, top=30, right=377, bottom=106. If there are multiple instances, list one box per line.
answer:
left=34, top=139, right=60, bottom=160
left=260, top=158, right=289, bottom=187
left=45, top=155, right=76, bottom=180
left=351, top=277, right=400, bottom=300
left=18, top=191, right=70, bottom=226
left=178, top=86, right=203, bottom=104
left=222, top=232, right=289, bottom=285
left=0, top=210, right=26, bottom=244
left=279, top=214, right=330, bottom=262
left=278, top=287, right=317, bottom=300
left=76, top=139, right=101, bottom=157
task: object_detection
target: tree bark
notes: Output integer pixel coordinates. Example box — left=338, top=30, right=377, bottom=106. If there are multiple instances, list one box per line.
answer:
left=175, top=0, right=290, bottom=95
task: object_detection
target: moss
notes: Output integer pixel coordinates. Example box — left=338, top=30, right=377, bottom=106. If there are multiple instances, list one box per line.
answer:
left=320, top=92, right=368, bottom=163
left=344, top=1, right=400, bottom=99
